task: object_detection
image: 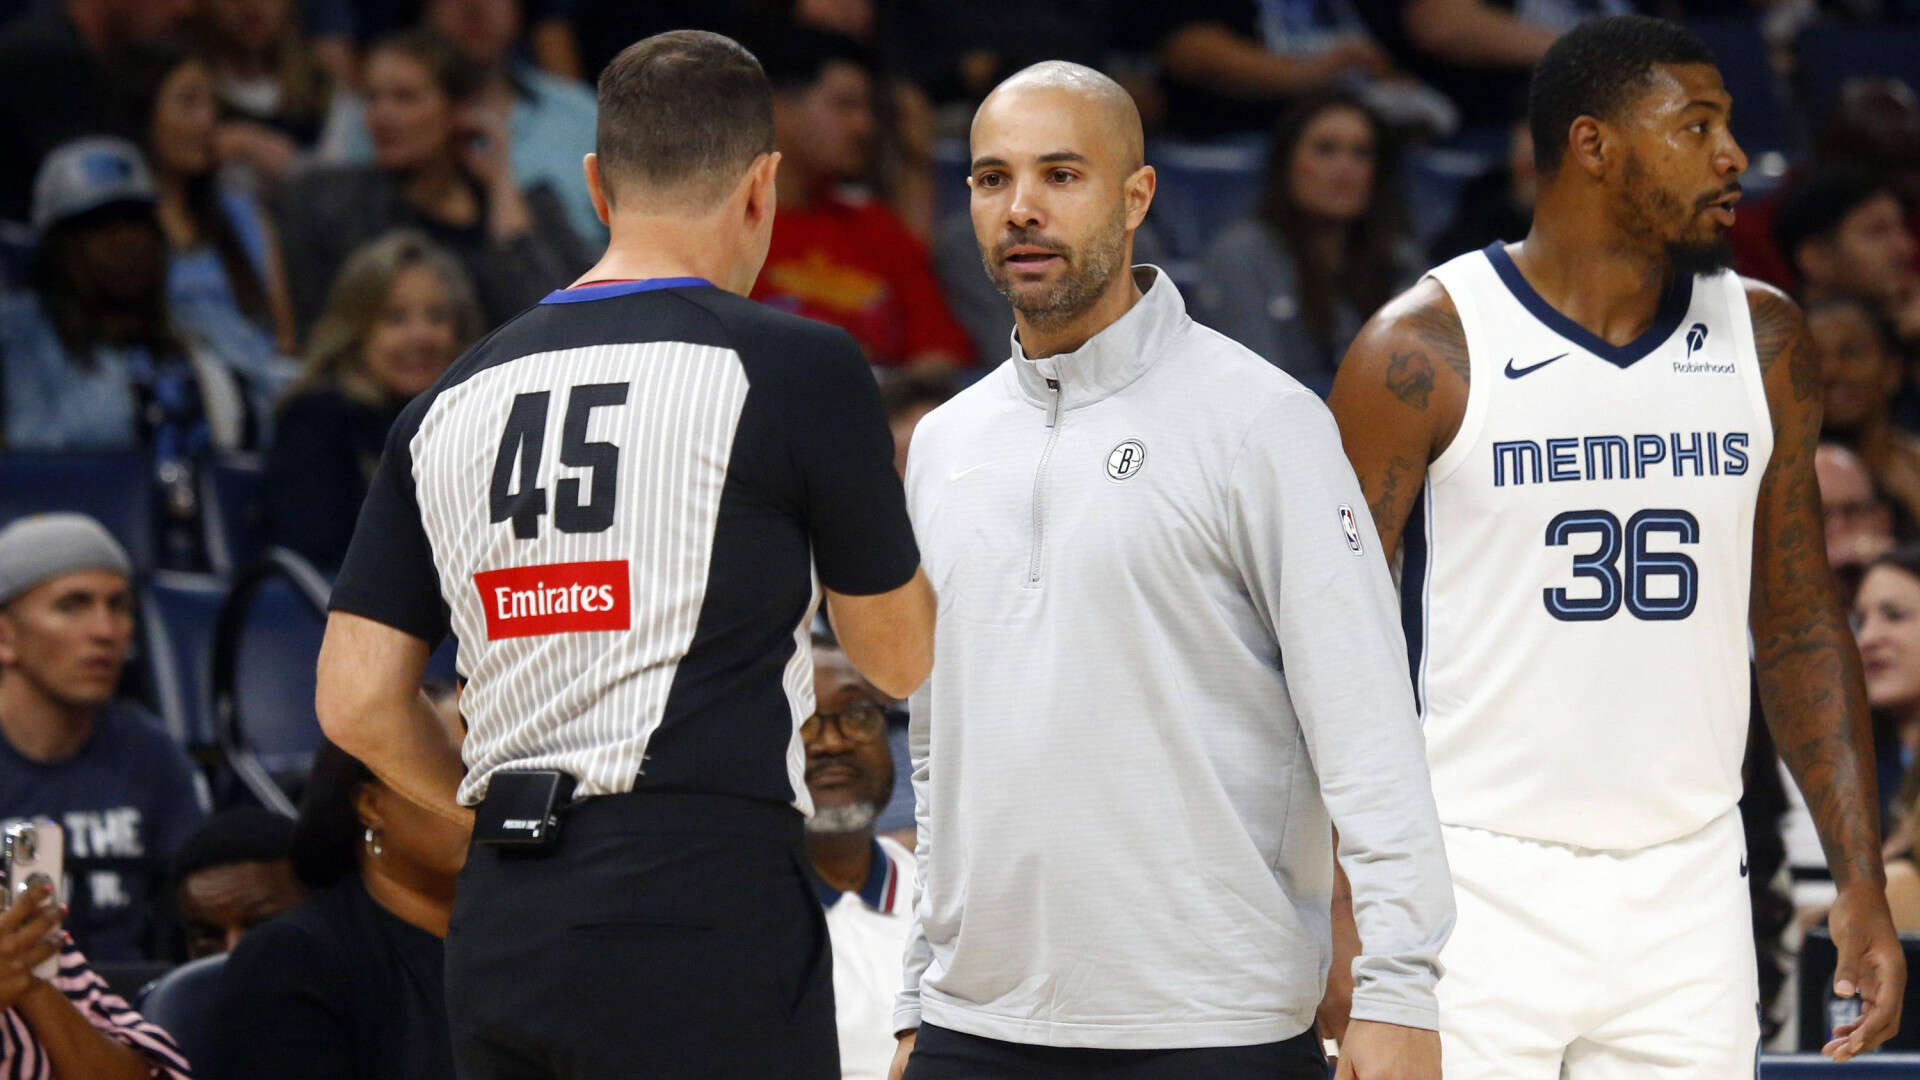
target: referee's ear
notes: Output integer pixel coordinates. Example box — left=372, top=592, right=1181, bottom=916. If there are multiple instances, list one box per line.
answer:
left=743, top=151, right=780, bottom=226
left=584, top=153, right=611, bottom=227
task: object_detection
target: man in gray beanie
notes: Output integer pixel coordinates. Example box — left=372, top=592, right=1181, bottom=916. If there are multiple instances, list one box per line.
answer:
left=0, top=513, right=207, bottom=961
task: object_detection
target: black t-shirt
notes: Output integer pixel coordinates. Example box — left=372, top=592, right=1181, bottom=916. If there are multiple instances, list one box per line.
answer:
left=0, top=9, right=112, bottom=223
left=329, top=278, right=920, bottom=807
left=1124, top=0, right=1278, bottom=139
left=218, top=876, right=452, bottom=1080
left=263, top=387, right=401, bottom=572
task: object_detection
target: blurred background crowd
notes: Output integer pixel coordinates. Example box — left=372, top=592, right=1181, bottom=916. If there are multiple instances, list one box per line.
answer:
left=2, top=0, right=1920, bottom=1076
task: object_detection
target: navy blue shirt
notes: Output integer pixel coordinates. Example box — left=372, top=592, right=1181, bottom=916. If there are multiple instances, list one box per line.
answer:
left=0, top=702, right=209, bottom=961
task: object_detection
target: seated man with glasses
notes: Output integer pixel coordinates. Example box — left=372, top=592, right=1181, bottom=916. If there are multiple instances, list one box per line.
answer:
left=802, top=630, right=914, bottom=1080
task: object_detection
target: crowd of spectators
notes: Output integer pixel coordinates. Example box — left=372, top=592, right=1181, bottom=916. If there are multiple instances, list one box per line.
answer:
left=1, top=0, right=1919, bottom=1075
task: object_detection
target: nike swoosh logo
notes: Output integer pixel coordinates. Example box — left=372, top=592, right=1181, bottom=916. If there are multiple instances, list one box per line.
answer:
left=1504, top=352, right=1570, bottom=378
left=948, top=462, right=994, bottom=482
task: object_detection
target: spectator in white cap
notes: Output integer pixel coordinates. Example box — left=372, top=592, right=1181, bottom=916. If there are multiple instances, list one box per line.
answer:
left=0, top=135, right=251, bottom=458
left=0, top=513, right=209, bottom=962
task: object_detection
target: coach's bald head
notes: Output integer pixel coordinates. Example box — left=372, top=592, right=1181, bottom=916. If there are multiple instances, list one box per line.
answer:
left=968, top=62, right=1155, bottom=350
left=975, top=62, right=1145, bottom=175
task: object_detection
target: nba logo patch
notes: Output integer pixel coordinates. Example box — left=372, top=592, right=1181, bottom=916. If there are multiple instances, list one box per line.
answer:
left=1338, top=505, right=1363, bottom=556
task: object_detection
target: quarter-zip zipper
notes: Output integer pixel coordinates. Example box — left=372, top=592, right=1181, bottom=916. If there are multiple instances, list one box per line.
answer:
left=1027, top=378, right=1062, bottom=587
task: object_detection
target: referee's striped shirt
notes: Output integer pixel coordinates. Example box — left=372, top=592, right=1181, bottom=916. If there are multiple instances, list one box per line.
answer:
left=328, top=277, right=920, bottom=811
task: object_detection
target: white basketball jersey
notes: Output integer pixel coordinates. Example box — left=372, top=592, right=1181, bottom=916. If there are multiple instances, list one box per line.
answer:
left=1408, top=244, right=1773, bottom=850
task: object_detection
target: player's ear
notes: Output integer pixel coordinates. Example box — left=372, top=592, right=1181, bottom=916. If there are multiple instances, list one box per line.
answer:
left=1567, top=116, right=1608, bottom=179
left=583, top=153, right=612, bottom=227
left=0, top=607, right=15, bottom=665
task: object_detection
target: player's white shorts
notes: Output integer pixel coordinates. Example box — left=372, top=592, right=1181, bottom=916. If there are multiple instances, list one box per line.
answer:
left=1438, top=808, right=1759, bottom=1079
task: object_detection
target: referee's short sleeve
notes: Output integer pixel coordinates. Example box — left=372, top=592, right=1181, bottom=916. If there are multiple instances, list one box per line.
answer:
left=328, top=401, right=449, bottom=643
left=777, top=326, right=920, bottom=596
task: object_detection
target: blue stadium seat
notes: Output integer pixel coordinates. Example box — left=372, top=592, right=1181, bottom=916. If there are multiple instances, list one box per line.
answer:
left=931, top=136, right=972, bottom=224
left=213, top=549, right=332, bottom=811
left=201, top=452, right=268, bottom=576
left=140, top=571, right=229, bottom=746
left=1798, top=927, right=1920, bottom=1052
left=1762, top=1056, right=1920, bottom=1077
left=1145, top=140, right=1267, bottom=260
left=1687, top=16, right=1800, bottom=161
left=137, top=953, right=228, bottom=1080
left=0, top=452, right=154, bottom=571
left=1794, top=25, right=1920, bottom=131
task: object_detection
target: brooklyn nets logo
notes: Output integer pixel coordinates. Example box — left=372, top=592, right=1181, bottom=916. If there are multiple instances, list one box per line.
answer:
left=1106, top=439, right=1147, bottom=481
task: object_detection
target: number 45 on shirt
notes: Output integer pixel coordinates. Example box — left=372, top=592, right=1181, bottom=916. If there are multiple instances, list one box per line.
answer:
left=489, top=383, right=629, bottom=539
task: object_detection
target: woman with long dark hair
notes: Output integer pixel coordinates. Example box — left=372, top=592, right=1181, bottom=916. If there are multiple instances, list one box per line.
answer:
left=217, top=737, right=469, bottom=1079
left=115, top=40, right=299, bottom=390
left=1854, top=545, right=1920, bottom=837
left=276, top=28, right=588, bottom=333
left=1195, top=90, right=1416, bottom=394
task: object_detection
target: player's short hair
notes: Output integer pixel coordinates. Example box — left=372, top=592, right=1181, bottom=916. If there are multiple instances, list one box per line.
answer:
left=594, top=30, right=774, bottom=212
left=1528, top=16, right=1717, bottom=176
left=1772, top=167, right=1897, bottom=263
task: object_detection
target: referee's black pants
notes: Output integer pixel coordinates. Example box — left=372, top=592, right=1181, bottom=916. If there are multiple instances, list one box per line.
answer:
left=445, top=792, right=838, bottom=1080
left=902, top=1023, right=1329, bottom=1079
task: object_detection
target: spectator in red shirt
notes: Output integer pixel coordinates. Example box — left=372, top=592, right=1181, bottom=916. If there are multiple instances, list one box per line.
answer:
left=752, top=28, right=973, bottom=370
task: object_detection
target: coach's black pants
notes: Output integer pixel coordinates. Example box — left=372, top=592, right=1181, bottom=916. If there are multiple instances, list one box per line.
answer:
left=445, top=792, right=838, bottom=1080
left=903, top=1023, right=1329, bottom=1079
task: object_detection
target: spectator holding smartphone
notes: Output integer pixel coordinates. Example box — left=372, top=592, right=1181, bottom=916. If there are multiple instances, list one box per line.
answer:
left=0, top=882, right=194, bottom=1079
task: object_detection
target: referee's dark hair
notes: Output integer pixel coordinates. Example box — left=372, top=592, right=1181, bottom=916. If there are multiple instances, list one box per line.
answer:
left=1528, top=16, right=1717, bottom=176
left=594, top=30, right=775, bottom=210
left=290, top=739, right=378, bottom=891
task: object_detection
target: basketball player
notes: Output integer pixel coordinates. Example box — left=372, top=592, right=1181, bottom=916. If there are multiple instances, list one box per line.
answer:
left=1326, top=16, right=1905, bottom=1076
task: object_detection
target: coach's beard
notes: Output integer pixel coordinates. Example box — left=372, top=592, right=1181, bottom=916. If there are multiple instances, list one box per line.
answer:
left=806, top=801, right=882, bottom=836
left=985, top=208, right=1129, bottom=329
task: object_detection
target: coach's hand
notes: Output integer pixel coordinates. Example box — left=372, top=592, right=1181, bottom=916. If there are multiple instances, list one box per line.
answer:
left=1824, top=882, right=1907, bottom=1062
left=887, top=1029, right=917, bottom=1080
left=1334, top=1019, right=1439, bottom=1080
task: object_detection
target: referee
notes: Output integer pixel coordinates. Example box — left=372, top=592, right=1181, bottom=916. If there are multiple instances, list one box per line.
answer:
left=314, top=30, right=935, bottom=1080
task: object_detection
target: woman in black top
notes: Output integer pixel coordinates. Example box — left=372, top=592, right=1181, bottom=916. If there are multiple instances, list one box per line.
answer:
left=264, top=229, right=483, bottom=570
left=275, top=28, right=589, bottom=333
left=218, top=737, right=470, bottom=1080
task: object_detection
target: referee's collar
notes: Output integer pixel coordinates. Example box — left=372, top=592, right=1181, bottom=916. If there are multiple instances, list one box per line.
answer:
left=1009, top=265, right=1183, bottom=412
left=540, top=277, right=713, bottom=304
left=809, top=839, right=900, bottom=913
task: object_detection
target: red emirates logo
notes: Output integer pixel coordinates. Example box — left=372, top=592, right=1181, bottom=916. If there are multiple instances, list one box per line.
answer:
left=474, top=561, right=630, bottom=640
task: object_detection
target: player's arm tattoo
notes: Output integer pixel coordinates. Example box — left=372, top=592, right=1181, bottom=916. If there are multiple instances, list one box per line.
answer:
left=1747, top=283, right=1886, bottom=888
left=1329, top=282, right=1469, bottom=563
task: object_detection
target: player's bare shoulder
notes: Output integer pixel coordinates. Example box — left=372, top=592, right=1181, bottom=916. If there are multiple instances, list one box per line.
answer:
left=1740, top=276, right=1819, bottom=416
left=1330, top=277, right=1471, bottom=459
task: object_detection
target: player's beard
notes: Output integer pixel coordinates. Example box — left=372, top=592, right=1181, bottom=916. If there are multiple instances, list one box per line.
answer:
left=984, top=203, right=1129, bottom=329
left=1618, top=152, right=1734, bottom=279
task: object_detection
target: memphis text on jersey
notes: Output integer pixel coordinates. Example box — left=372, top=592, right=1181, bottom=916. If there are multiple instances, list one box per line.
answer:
left=1491, top=430, right=1752, bottom=487
left=474, top=559, right=631, bottom=640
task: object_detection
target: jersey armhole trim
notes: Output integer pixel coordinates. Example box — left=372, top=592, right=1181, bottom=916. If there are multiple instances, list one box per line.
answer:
left=1426, top=271, right=1488, bottom=484
left=1726, top=273, right=1777, bottom=475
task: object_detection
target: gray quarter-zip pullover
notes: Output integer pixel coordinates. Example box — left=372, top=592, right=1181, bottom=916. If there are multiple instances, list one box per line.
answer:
left=895, top=267, right=1453, bottom=1049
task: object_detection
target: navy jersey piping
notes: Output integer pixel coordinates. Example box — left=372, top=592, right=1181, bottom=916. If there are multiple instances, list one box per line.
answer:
left=1482, top=242, right=1693, bottom=369
left=538, top=277, right=715, bottom=304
